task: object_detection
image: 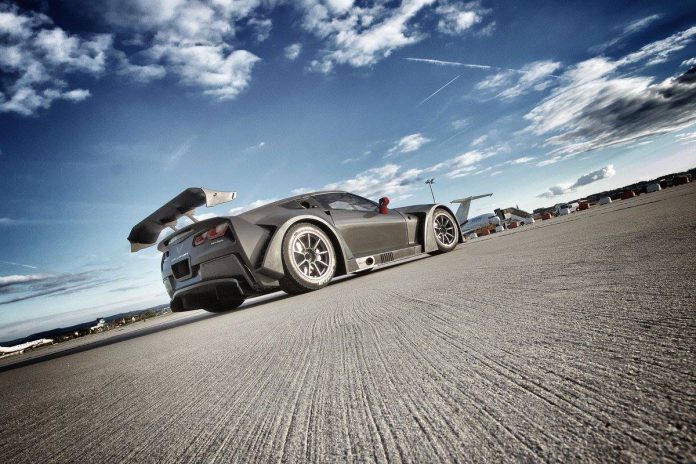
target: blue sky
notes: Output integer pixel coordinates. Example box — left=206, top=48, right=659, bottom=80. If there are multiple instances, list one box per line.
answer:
left=1, top=0, right=695, bottom=340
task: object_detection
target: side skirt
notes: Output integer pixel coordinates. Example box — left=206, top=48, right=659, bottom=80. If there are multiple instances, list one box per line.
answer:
left=347, top=245, right=422, bottom=273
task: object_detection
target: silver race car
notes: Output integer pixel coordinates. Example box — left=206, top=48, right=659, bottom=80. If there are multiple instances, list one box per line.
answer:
left=128, top=188, right=461, bottom=312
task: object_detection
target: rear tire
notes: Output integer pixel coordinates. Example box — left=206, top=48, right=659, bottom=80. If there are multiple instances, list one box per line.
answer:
left=204, top=298, right=245, bottom=313
left=280, top=223, right=336, bottom=295
left=432, top=209, right=459, bottom=253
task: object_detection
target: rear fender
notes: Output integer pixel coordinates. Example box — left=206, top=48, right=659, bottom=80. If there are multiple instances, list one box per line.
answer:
left=257, top=215, right=352, bottom=279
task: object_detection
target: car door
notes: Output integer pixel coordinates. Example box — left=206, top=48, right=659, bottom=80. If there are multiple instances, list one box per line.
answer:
left=314, top=193, right=409, bottom=257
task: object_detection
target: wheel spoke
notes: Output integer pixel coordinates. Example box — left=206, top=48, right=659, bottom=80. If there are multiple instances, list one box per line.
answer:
left=291, top=230, right=333, bottom=279
left=434, top=213, right=457, bottom=245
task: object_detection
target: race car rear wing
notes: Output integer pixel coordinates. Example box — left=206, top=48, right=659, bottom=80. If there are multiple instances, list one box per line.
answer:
left=127, top=188, right=236, bottom=252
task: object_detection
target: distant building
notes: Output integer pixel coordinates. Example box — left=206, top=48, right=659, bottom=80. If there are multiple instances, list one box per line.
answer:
left=89, top=318, right=107, bottom=333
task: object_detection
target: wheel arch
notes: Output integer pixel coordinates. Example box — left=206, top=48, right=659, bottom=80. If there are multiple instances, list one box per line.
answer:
left=422, top=205, right=464, bottom=252
left=257, top=215, right=351, bottom=279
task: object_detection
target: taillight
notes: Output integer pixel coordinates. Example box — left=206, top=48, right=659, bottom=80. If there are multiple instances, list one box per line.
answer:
left=208, top=223, right=228, bottom=239
left=193, top=223, right=229, bottom=246
left=193, top=233, right=207, bottom=246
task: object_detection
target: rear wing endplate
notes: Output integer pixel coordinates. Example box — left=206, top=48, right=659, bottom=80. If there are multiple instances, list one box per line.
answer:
left=127, top=188, right=236, bottom=252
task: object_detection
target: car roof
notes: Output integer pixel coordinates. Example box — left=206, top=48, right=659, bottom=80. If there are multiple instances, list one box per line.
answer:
left=235, top=190, right=350, bottom=217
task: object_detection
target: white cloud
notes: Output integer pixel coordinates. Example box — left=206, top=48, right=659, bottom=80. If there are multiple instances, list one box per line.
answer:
left=0, top=268, right=122, bottom=305
left=452, top=150, right=484, bottom=166
left=426, top=143, right=507, bottom=178
left=293, top=143, right=505, bottom=201
left=320, top=163, right=424, bottom=199
left=475, top=70, right=510, bottom=90
left=623, top=14, right=661, bottom=34
left=507, top=156, right=535, bottom=164
left=470, top=134, right=487, bottom=146
left=228, top=197, right=279, bottom=215
left=476, top=59, right=561, bottom=99
left=682, top=57, right=696, bottom=68
left=388, top=133, right=431, bottom=155
left=114, top=50, right=166, bottom=82
left=194, top=212, right=218, bottom=221
left=537, top=165, right=616, bottom=198
left=62, top=89, right=91, bottom=102
left=0, top=4, right=111, bottom=115
left=102, top=0, right=263, bottom=100
left=244, top=141, right=266, bottom=151
left=499, top=60, right=561, bottom=98
left=284, top=43, right=302, bottom=60
left=573, top=164, right=616, bottom=186
left=490, top=170, right=502, bottom=176
left=435, top=2, right=484, bottom=35
left=591, top=14, right=661, bottom=53
left=675, top=131, right=696, bottom=142
left=303, top=0, right=435, bottom=73
left=299, top=0, right=489, bottom=73
left=619, top=26, right=696, bottom=67
left=537, top=184, right=573, bottom=198
left=247, top=17, right=272, bottom=42
left=0, top=273, right=53, bottom=287
left=438, top=150, right=484, bottom=178
left=165, top=137, right=194, bottom=168
left=451, top=118, right=469, bottom=130
left=526, top=55, right=696, bottom=156
left=537, top=156, right=561, bottom=167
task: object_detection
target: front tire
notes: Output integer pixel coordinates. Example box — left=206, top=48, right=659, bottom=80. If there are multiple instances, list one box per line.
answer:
left=433, top=209, right=459, bottom=252
left=280, top=223, right=337, bottom=295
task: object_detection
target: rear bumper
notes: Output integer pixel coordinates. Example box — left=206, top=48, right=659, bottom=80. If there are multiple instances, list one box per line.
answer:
left=165, top=252, right=261, bottom=311
left=170, top=277, right=247, bottom=311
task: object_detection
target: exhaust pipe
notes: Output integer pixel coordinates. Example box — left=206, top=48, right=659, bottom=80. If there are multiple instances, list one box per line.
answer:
left=356, top=256, right=376, bottom=269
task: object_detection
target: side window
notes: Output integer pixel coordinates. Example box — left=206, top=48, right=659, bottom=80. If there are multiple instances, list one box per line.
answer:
left=343, top=194, right=377, bottom=212
left=315, top=193, right=353, bottom=210
left=315, top=193, right=377, bottom=212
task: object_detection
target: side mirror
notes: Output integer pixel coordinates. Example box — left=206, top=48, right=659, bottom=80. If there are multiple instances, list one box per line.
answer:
left=378, top=197, right=390, bottom=214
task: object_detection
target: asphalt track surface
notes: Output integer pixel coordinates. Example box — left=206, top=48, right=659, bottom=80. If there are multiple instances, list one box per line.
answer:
left=1, top=183, right=695, bottom=463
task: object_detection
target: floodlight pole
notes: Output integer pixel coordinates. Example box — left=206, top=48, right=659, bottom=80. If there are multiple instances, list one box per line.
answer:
left=425, top=178, right=436, bottom=203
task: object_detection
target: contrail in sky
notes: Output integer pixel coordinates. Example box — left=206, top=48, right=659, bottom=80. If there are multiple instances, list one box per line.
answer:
left=0, top=260, right=38, bottom=269
left=406, top=57, right=522, bottom=73
left=406, top=57, right=561, bottom=77
left=418, top=75, right=461, bottom=106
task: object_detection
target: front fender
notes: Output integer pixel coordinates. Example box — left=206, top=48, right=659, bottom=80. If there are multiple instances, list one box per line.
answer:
left=257, top=214, right=353, bottom=279
left=423, top=204, right=464, bottom=252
